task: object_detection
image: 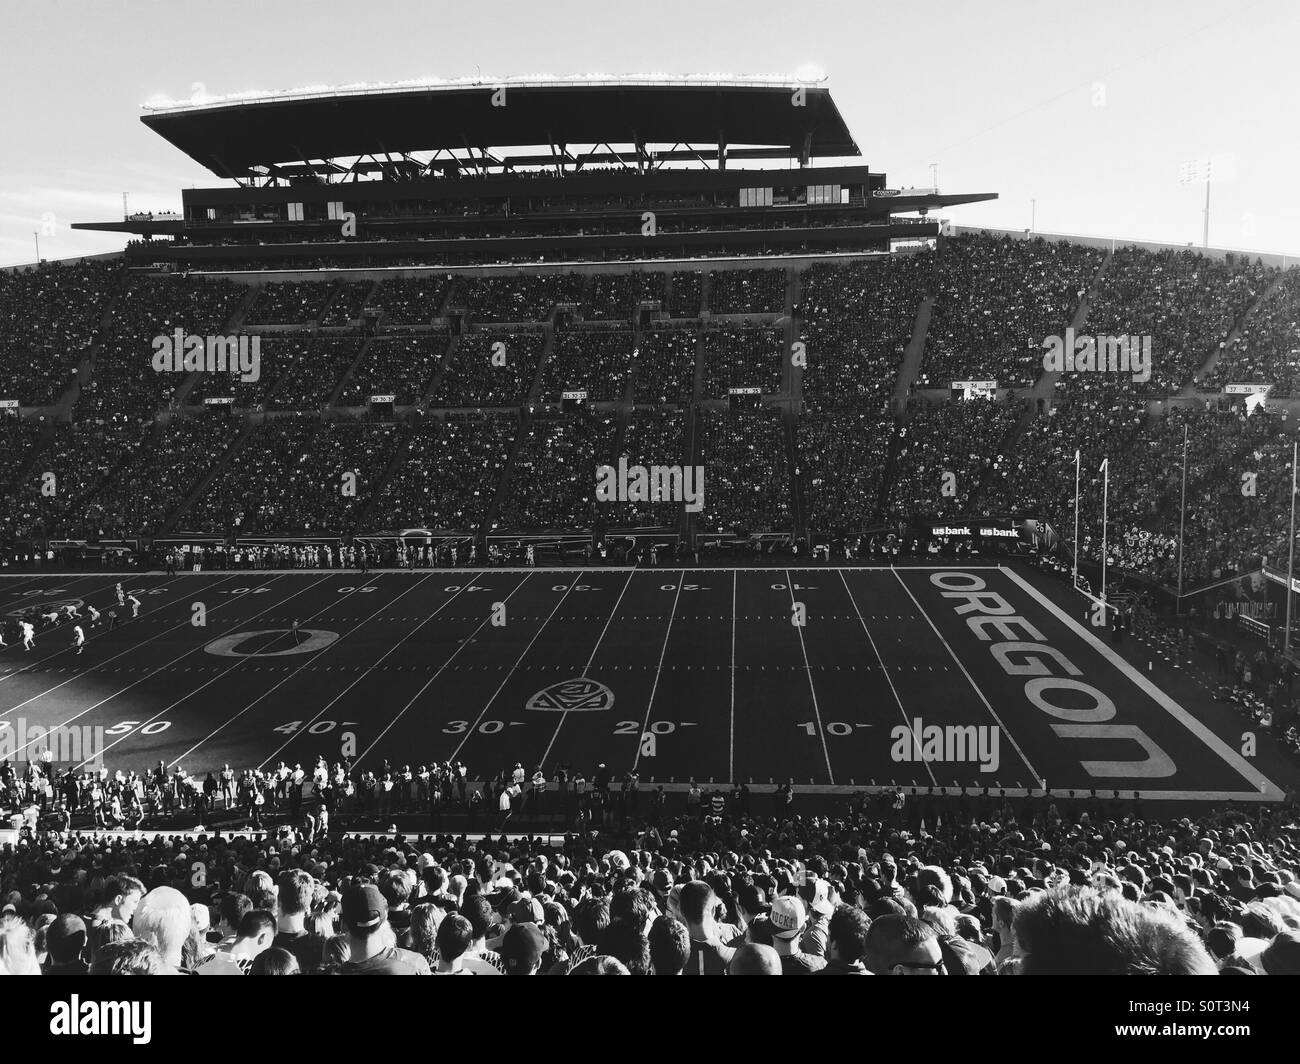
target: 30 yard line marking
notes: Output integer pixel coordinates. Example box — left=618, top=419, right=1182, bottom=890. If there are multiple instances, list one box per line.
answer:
left=890, top=567, right=1044, bottom=788
left=445, top=572, right=586, bottom=763
left=839, top=570, right=937, bottom=787
left=539, top=569, right=636, bottom=767
left=632, top=571, right=684, bottom=774
left=785, top=569, right=834, bottom=783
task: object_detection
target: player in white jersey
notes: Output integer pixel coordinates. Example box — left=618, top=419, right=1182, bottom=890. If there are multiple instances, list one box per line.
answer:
left=72, top=625, right=86, bottom=654
left=0, top=625, right=7, bottom=648
left=115, top=583, right=125, bottom=606
left=63, top=603, right=80, bottom=620
left=87, top=605, right=100, bottom=624
left=20, top=621, right=36, bottom=650
left=42, top=610, right=60, bottom=625
left=128, top=594, right=142, bottom=618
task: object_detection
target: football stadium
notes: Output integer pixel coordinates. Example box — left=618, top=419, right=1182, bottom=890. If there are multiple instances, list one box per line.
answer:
left=1, top=2, right=1298, bottom=1014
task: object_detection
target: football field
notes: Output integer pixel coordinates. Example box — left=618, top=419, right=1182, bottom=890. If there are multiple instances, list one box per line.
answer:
left=0, top=564, right=1286, bottom=801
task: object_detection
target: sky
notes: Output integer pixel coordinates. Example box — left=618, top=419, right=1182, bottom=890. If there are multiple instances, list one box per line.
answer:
left=2, top=0, right=1297, bottom=266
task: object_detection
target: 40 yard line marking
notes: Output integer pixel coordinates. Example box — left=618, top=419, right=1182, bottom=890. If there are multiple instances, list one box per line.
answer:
left=729, top=569, right=737, bottom=783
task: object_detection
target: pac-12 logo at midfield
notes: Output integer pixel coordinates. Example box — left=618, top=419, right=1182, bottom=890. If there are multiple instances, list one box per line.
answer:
left=7, top=598, right=83, bottom=618
left=526, top=678, right=614, bottom=712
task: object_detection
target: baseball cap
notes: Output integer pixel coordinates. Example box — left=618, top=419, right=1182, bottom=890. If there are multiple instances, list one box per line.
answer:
left=769, top=896, right=807, bottom=939
left=509, top=896, right=545, bottom=925
left=341, top=884, right=387, bottom=931
left=499, top=922, right=547, bottom=974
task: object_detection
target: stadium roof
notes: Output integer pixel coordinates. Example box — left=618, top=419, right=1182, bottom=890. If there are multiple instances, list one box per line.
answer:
left=139, top=76, right=860, bottom=178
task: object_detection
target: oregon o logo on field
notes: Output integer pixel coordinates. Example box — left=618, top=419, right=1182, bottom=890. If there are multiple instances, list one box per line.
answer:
left=204, top=629, right=339, bottom=657
left=526, top=677, right=614, bottom=712
left=7, top=598, right=83, bottom=618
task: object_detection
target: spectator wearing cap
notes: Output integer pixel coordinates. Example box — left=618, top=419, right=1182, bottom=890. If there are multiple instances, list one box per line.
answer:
left=1014, top=888, right=1215, bottom=975
left=769, top=896, right=826, bottom=974
left=132, top=886, right=193, bottom=974
left=648, top=915, right=691, bottom=975
left=678, top=881, right=735, bottom=975
left=815, top=906, right=872, bottom=975
left=194, top=911, right=276, bottom=975
left=727, top=942, right=782, bottom=975
left=500, top=922, right=547, bottom=975
left=337, top=884, right=429, bottom=975
left=43, top=914, right=89, bottom=975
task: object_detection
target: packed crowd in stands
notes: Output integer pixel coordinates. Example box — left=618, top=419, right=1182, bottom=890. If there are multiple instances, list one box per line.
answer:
left=247, top=282, right=332, bottom=326
left=1, top=755, right=1297, bottom=975
left=339, top=333, right=449, bottom=407
left=541, top=329, right=635, bottom=402
left=1207, top=271, right=1300, bottom=394
left=799, top=410, right=895, bottom=533
left=375, top=416, right=516, bottom=531
left=320, top=281, right=373, bottom=328
left=457, top=275, right=584, bottom=323
left=0, top=260, right=119, bottom=406
left=495, top=414, right=618, bottom=531
left=918, top=235, right=1103, bottom=389
left=699, top=410, right=790, bottom=534
left=434, top=331, right=543, bottom=406
left=884, top=397, right=1020, bottom=521
left=1088, top=247, right=1270, bottom=394
left=707, top=268, right=785, bottom=314
left=701, top=326, right=784, bottom=397
left=369, top=277, right=453, bottom=326
left=583, top=272, right=666, bottom=321
left=632, top=328, right=697, bottom=404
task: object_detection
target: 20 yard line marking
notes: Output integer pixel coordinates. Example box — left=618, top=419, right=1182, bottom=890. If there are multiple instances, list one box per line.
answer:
left=786, top=569, right=834, bottom=783
left=632, top=571, right=684, bottom=774
left=539, top=570, right=636, bottom=767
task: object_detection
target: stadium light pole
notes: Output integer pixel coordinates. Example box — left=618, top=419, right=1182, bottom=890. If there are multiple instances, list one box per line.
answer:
left=33, top=232, right=39, bottom=262
left=930, top=163, right=938, bottom=192
left=1287, top=440, right=1297, bottom=655
left=1031, top=198, right=1036, bottom=233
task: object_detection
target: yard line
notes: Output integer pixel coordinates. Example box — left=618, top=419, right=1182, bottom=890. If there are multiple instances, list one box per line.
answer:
left=0, top=572, right=248, bottom=713
left=729, top=569, right=737, bottom=782
left=84, top=576, right=399, bottom=769
left=785, top=568, right=835, bottom=784
left=538, top=569, right=636, bottom=766
left=0, top=572, right=206, bottom=683
left=358, top=572, right=547, bottom=763
left=254, top=573, right=502, bottom=766
left=631, top=571, right=684, bottom=774
left=2, top=574, right=318, bottom=756
left=169, top=572, right=451, bottom=766
left=839, top=570, right=937, bottom=787
left=890, top=567, right=1044, bottom=788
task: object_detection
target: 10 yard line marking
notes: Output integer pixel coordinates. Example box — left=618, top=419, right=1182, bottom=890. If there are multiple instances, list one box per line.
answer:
left=632, top=571, right=684, bottom=774
left=839, top=570, right=937, bottom=787
left=787, top=569, right=834, bottom=783
left=891, top=568, right=1044, bottom=788
left=539, top=569, right=636, bottom=767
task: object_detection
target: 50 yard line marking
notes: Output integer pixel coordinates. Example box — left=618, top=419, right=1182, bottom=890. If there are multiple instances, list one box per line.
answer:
left=786, top=569, right=834, bottom=783
left=632, top=570, right=683, bottom=774
left=539, top=569, right=636, bottom=767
